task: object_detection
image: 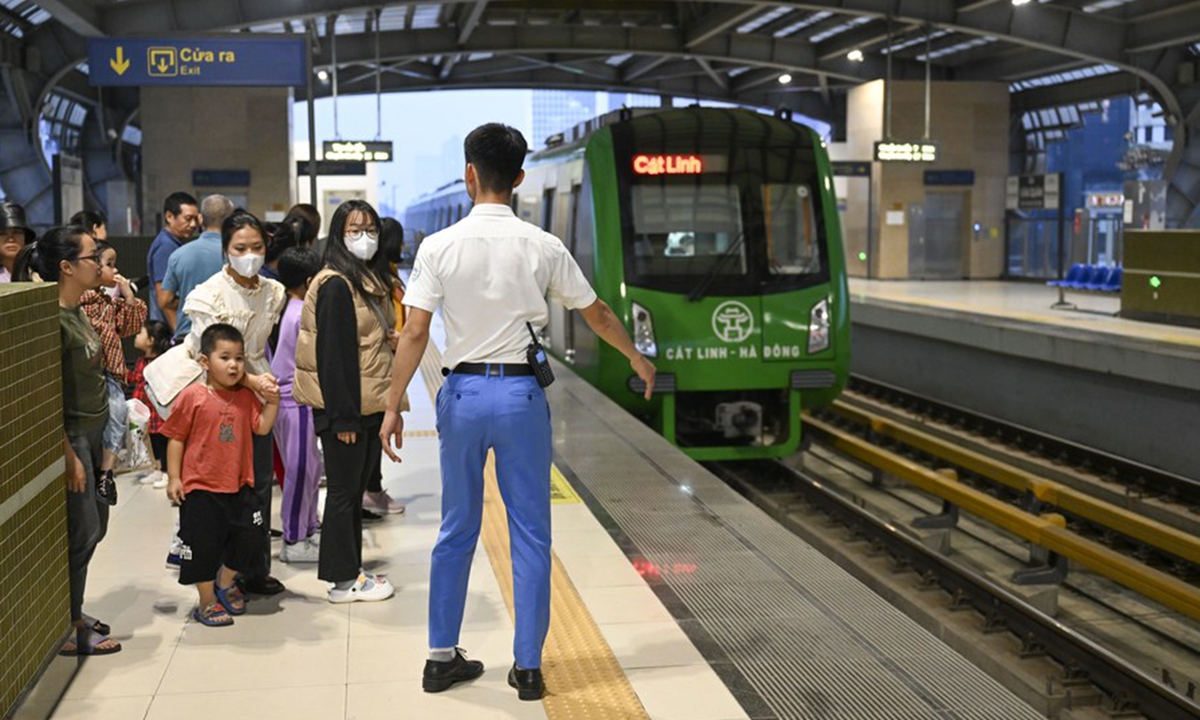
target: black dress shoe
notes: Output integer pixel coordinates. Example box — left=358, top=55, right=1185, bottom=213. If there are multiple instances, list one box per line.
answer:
left=239, top=575, right=286, bottom=595
left=508, top=664, right=545, bottom=701
left=422, top=648, right=484, bottom=693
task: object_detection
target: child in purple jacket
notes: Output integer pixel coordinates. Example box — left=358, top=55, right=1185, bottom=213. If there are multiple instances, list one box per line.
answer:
left=271, top=248, right=325, bottom=562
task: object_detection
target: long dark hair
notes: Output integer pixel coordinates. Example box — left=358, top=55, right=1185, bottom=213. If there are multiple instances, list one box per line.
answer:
left=324, top=200, right=389, bottom=297
left=221, top=210, right=267, bottom=254
left=280, top=209, right=317, bottom=247
left=17, top=225, right=89, bottom=281
left=264, top=221, right=298, bottom=263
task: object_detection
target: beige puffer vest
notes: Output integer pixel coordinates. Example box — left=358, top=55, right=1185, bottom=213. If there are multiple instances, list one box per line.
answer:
left=294, top=269, right=396, bottom=415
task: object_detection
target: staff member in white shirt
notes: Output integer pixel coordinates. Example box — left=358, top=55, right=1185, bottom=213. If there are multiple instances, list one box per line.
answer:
left=381, top=123, right=655, bottom=700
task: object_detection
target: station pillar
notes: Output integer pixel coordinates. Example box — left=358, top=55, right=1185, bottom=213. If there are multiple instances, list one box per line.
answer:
left=139, top=86, right=295, bottom=228
left=830, top=80, right=1010, bottom=280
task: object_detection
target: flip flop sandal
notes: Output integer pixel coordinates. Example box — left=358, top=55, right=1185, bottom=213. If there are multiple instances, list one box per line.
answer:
left=60, top=629, right=122, bottom=656
left=215, top=584, right=247, bottom=616
left=192, top=602, right=234, bottom=627
left=84, top=616, right=111, bottom=636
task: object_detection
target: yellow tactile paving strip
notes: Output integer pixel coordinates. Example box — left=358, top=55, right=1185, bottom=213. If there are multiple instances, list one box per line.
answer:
left=415, top=344, right=651, bottom=719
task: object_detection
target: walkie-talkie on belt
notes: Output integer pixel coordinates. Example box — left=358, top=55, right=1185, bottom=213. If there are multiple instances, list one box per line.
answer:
left=525, top=322, right=555, bottom=388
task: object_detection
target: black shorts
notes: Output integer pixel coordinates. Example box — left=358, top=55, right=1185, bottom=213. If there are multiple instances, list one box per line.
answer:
left=177, top=486, right=263, bottom=585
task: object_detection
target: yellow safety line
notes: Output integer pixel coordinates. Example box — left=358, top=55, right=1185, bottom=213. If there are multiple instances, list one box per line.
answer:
left=807, top=415, right=1200, bottom=621
left=415, top=344, right=650, bottom=718
left=828, top=400, right=1200, bottom=565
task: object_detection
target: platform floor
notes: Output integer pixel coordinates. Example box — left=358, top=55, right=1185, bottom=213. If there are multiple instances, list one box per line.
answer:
left=849, top=278, right=1200, bottom=351
left=22, top=315, right=1041, bottom=720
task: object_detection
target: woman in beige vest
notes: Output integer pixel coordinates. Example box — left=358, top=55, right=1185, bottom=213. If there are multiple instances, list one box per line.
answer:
left=294, top=200, right=397, bottom=603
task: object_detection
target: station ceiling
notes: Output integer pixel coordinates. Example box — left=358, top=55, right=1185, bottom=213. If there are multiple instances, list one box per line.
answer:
left=24, top=0, right=1200, bottom=119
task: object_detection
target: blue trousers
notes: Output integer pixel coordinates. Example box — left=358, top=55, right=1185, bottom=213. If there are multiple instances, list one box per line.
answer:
left=430, top=371, right=552, bottom=669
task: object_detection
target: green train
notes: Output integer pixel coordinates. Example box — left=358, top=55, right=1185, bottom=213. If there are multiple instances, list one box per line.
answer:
left=405, top=107, right=849, bottom=460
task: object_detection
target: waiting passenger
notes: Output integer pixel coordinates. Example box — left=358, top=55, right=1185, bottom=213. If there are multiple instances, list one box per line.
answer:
left=163, top=323, right=280, bottom=626
left=379, top=123, right=656, bottom=700
left=261, top=220, right=300, bottom=282
left=0, top=201, right=35, bottom=283
left=162, top=194, right=235, bottom=342
left=80, top=240, right=147, bottom=504
left=271, top=247, right=325, bottom=563
left=129, top=320, right=173, bottom=488
left=70, top=210, right=108, bottom=241
left=294, top=199, right=396, bottom=603
left=145, top=210, right=287, bottom=595
left=282, top=204, right=320, bottom=249
left=147, top=192, right=200, bottom=328
left=26, top=226, right=121, bottom=656
left=361, top=216, right=408, bottom=518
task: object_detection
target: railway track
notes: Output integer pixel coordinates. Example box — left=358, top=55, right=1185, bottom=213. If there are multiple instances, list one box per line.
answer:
left=705, top=385, right=1200, bottom=719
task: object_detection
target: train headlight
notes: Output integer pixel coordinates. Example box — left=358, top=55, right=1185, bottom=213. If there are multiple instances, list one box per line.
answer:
left=807, top=298, right=830, bottom=354
left=632, top=302, right=658, bottom=358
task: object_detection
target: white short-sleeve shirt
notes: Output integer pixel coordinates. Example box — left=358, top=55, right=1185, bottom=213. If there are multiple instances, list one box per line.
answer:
left=404, top=203, right=597, bottom=369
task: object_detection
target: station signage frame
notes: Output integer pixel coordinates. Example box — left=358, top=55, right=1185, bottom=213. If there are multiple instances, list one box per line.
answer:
left=873, top=141, right=938, bottom=163
left=87, top=36, right=307, bottom=87
left=1005, top=173, right=1061, bottom=211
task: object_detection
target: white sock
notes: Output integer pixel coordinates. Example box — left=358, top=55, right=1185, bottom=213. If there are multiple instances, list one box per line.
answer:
left=429, top=647, right=456, bottom=662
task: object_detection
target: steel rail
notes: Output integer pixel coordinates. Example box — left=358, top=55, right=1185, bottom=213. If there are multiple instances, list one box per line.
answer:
left=805, top=416, right=1200, bottom=622
left=826, top=401, right=1200, bottom=567
left=715, top=459, right=1200, bottom=720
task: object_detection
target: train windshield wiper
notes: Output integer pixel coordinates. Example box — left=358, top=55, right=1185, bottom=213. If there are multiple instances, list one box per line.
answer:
left=687, top=232, right=746, bottom=302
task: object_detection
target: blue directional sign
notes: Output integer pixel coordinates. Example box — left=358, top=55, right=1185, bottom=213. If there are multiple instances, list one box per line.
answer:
left=87, top=37, right=307, bottom=87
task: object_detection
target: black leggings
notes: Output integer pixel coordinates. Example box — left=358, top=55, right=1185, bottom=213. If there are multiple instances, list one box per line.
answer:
left=150, top=432, right=168, bottom=471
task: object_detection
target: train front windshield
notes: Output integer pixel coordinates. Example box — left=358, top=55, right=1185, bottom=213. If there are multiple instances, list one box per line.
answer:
left=613, top=113, right=830, bottom=297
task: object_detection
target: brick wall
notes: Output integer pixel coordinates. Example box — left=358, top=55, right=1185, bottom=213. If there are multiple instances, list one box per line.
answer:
left=0, top=282, right=71, bottom=717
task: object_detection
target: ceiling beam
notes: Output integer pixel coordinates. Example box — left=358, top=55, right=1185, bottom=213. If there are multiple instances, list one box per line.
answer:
left=1125, top=1, right=1200, bottom=53
left=694, top=57, right=728, bottom=90
left=1010, top=72, right=1141, bottom=113
left=36, top=0, right=103, bottom=37
left=458, top=0, right=489, bottom=45
left=684, top=3, right=768, bottom=48
left=623, top=55, right=670, bottom=82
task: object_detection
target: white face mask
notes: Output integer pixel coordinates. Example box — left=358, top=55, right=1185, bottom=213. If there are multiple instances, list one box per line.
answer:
left=345, top=233, right=378, bottom=261
left=228, top=253, right=265, bottom=278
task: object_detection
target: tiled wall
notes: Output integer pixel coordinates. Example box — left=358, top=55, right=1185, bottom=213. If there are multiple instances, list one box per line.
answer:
left=0, top=282, right=71, bottom=717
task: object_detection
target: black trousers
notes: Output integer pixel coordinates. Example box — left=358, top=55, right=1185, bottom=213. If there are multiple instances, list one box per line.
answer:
left=66, top=428, right=109, bottom=622
left=317, top=414, right=383, bottom=583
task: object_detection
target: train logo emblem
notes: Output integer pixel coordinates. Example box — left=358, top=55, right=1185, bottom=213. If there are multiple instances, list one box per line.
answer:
left=711, top=301, right=754, bottom=343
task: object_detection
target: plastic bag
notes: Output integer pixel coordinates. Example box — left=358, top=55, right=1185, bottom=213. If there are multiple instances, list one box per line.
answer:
left=115, top=398, right=156, bottom=475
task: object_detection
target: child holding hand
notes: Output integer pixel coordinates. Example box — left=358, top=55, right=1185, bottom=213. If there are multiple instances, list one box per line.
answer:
left=162, top=324, right=280, bottom=626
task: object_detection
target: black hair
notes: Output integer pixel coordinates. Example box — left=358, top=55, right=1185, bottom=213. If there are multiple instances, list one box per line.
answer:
left=287, top=204, right=321, bottom=237
left=277, top=246, right=322, bottom=291
left=264, top=221, right=298, bottom=263
left=380, top=217, right=404, bottom=265
left=323, top=200, right=390, bottom=298
left=143, top=320, right=173, bottom=357
left=18, top=225, right=89, bottom=282
left=163, top=191, right=198, bottom=217
left=70, top=209, right=107, bottom=233
left=282, top=208, right=319, bottom=247
left=464, top=123, right=527, bottom=194
left=221, top=210, right=267, bottom=254
left=96, top=239, right=114, bottom=258
left=199, top=323, right=245, bottom=356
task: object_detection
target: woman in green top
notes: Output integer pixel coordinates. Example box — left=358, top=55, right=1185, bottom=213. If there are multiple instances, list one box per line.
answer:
left=23, top=226, right=122, bottom=656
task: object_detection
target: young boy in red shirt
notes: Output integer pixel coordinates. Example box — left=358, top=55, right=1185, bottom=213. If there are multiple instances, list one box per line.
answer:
left=163, top=323, right=280, bottom=626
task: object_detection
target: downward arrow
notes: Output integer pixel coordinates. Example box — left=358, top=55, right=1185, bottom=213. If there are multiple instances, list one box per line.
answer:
left=110, top=47, right=130, bottom=76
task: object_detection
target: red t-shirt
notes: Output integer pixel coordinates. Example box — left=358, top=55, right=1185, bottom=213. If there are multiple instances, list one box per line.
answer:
left=161, top=383, right=262, bottom=494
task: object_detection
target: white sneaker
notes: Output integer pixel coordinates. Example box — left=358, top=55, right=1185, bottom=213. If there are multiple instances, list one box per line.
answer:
left=328, top=573, right=395, bottom=604
left=280, top=538, right=320, bottom=563
left=136, top=471, right=157, bottom=485
left=152, top=472, right=168, bottom=489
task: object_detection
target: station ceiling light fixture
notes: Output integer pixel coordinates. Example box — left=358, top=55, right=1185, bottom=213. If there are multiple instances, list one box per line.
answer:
left=847, top=49, right=865, bottom=62
left=317, top=69, right=330, bottom=82
left=1011, top=0, right=1032, bottom=5
left=778, top=73, right=793, bottom=84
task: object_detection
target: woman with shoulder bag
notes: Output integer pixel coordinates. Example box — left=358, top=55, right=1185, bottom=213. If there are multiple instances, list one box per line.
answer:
left=294, top=200, right=397, bottom=604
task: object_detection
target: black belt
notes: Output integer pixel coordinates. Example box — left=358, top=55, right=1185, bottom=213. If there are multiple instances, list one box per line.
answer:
left=443, top=362, right=534, bottom=377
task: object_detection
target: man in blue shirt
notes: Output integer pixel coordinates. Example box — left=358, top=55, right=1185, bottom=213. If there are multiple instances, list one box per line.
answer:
left=162, top=194, right=234, bottom=341
left=146, top=192, right=200, bottom=328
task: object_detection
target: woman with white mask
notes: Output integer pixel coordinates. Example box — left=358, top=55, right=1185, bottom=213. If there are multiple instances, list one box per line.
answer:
left=294, top=200, right=397, bottom=603
left=145, top=209, right=288, bottom=595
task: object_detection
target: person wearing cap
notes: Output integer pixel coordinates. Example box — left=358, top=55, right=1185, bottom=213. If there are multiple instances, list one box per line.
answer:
left=379, top=123, right=656, bottom=701
left=0, top=201, right=36, bottom=283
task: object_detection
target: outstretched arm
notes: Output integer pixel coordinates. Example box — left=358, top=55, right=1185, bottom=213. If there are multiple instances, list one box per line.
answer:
left=380, top=308, right=433, bottom=462
left=578, top=298, right=656, bottom=401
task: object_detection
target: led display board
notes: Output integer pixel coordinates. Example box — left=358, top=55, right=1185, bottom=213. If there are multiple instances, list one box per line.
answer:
left=322, top=141, right=393, bottom=162
left=874, top=141, right=938, bottom=163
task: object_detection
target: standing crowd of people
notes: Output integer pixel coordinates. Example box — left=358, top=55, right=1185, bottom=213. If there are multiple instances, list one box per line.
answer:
left=1, top=122, right=655, bottom=701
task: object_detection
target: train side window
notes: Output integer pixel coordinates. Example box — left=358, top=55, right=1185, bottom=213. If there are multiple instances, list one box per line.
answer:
left=567, top=185, right=581, bottom=253
left=542, top=189, right=556, bottom=232
left=573, top=174, right=595, bottom=283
